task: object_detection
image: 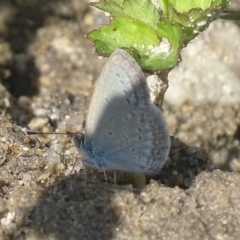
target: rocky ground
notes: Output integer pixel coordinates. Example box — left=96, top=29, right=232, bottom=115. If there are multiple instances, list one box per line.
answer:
left=0, top=0, right=240, bottom=239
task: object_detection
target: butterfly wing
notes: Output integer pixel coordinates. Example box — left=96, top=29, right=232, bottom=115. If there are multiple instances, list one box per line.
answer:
left=81, top=105, right=170, bottom=175
left=81, top=49, right=170, bottom=175
left=85, top=49, right=150, bottom=143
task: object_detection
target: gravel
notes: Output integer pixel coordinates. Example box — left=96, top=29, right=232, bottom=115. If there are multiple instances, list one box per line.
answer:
left=0, top=0, right=240, bottom=239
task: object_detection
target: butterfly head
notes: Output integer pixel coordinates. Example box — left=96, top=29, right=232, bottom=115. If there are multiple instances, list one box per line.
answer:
left=66, top=131, right=84, bottom=149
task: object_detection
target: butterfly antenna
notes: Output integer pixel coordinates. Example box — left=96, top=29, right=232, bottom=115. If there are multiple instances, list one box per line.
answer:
left=26, top=131, right=68, bottom=135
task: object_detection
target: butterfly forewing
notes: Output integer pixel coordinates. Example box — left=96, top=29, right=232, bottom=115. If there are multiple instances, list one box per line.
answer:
left=85, top=49, right=150, bottom=143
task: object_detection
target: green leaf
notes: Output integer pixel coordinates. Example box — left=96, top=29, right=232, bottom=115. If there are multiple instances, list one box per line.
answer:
left=140, top=19, right=183, bottom=70
left=87, top=17, right=160, bottom=56
left=88, top=0, right=230, bottom=71
left=158, top=0, right=229, bottom=13
left=168, top=0, right=212, bottom=12
left=160, top=1, right=229, bottom=43
left=88, top=17, right=184, bottom=71
left=91, top=0, right=160, bottom=29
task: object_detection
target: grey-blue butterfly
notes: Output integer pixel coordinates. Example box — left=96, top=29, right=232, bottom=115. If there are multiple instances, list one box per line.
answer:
left=74, top=49, right=170, bottom=175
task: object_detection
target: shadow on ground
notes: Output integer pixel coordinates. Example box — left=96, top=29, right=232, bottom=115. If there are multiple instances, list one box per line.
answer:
left=21, top=175, right=121, bottom=240
left=0, top=0, right=88, bottom=98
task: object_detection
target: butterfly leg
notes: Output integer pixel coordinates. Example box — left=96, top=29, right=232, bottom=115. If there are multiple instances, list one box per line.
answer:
left=101, top=165, right=108, bottom=183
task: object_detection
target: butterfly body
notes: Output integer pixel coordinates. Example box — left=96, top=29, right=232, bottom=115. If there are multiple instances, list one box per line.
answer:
left=76, top=49, right=170, bottom=175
